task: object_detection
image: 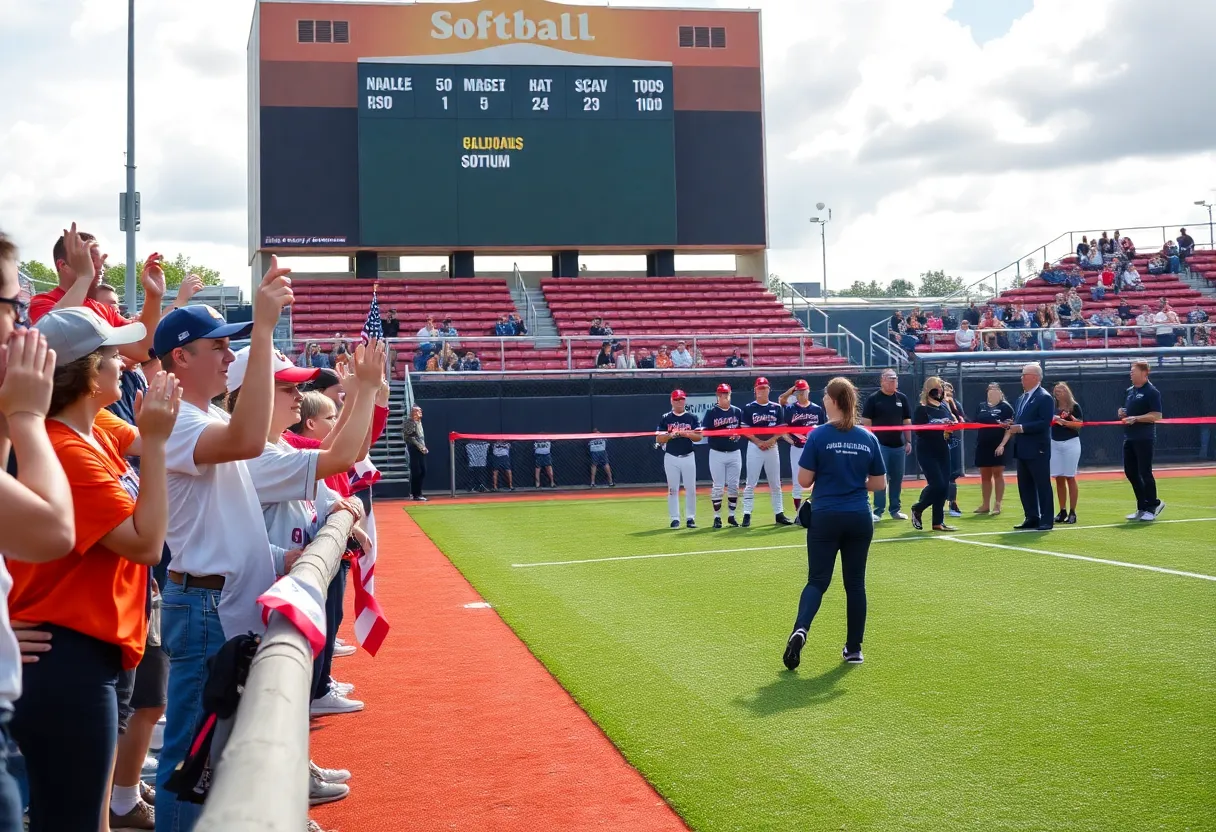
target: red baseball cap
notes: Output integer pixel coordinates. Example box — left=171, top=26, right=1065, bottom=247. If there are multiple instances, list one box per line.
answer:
left=794, top=379, right=810, bottom=391
left=754, top=377, right=770, bottom=388
left=716, top=383, right=732, bottom=394
left=671, top=389, right=687, bottom=400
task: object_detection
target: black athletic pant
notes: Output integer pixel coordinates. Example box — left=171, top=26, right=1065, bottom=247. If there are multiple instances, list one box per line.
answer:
left=408, top=445, right=426, bottom=499
left=1123, top=439, right=1158, bottom=512
left=912, top=449, right=950, bottom=526
left=793, top=510, right=873, bottom=650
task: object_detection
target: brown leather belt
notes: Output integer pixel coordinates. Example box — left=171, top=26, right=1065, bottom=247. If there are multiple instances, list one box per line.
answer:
left=168, top=570, right=225, bottom=591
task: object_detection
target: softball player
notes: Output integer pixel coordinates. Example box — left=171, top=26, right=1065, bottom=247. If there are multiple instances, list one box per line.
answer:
left=657, top=389, right=702, bottom=528
left=701, top=383, right=744, bottom=528
left=589, top=433, right=614, bottom=487
left=742, top=377, right=793, bottom=527
left=491, top=440, right=514, bottom=491
left=533, top=439, right=556, bottom=488
left=780, top=380, right=827, bottom=516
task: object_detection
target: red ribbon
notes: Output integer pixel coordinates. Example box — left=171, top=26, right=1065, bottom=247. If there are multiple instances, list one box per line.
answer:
left=450, top=416, right=1216, bottom=443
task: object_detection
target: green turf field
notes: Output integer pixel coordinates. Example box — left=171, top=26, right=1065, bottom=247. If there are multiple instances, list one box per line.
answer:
left=407, top=477, right=1216, bottom=832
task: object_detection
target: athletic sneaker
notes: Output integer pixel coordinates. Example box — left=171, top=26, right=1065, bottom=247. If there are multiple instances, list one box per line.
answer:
left=333, top=642, right=356, bottom=658
left=949, top=504, right=963, bottom=517
left=416, top=496, right=428, bottom=502
left=775, top=513, right=793, bottom=526
left=687, top=519, right=697, bottom=529
left=782, top=631, right=805, bottom=671
left=1139, top=511, right=1156, bottom=522
left=891, top=511, right=909, bottom=520
left=727, top=515, right=739, bottom=527
left=308, top=821, right=336, bottom=832
left=310, top=760, right=352, bottom=785
left=330, top=679, right=355, bottom=696
left=1153, top=499, right=1166, bottom=518
left=842, top=646, right=864, bottom=664
left=670, top=520, right=680, bottom=529
left=1126, top=510, right=1143, bottom=520
left=308, top=770, right=350, bottom=806
left=1065, top=512, right=1077, bottom=525
left=310, top=691, right=364, bottom=716
left=910, top=507, right=924, bottom=530
left=872, top=513, right=883, bottom=523
left=741, top=514, right=751, bottom=528
left=1055, top=509, right=1068, bottom=523
left=608, top=482, right=616, bottom=488
left=109, top=799, right=154, bottom=830
left=713, top=517, right=722, bottom=529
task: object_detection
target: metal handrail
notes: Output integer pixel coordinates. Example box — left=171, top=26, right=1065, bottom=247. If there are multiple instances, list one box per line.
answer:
left=913, top=321, right=1211, bottom=353
left=770, top=278, right=830, bottom=333
left=837, top=324, right=866, bottom=366
left=869, top=318, right=909, bottom=369
left=512, top=262, right=538, bottom=338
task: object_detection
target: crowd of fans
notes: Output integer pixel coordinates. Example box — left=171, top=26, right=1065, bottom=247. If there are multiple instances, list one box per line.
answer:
left=0, top=225, right=385, bottom=832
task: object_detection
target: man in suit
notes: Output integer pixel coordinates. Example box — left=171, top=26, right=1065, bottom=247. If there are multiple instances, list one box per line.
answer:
left=1004, top=362, right=1055, bottom=531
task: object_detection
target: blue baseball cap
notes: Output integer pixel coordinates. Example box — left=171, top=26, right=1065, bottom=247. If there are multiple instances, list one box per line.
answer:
left=153, top=305, right=253, bottom=358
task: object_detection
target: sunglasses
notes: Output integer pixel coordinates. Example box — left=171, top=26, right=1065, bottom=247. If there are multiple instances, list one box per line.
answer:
left=0, top=295, right=30, bottom=326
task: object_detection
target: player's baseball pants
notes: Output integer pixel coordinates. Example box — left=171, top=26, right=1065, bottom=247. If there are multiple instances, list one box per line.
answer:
left=663, top=453, right=697, bottom=521
left=788, top=443, right=808, bottom=501
left=744, top=443, right=785, bottom=516
left=708, top=449, right=741, bottom=507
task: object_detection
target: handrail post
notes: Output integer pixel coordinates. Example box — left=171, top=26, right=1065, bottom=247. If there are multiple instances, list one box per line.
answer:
left=566, top=337, right=572, bottom=370
left=747, top=334, right=754, bottom=367
left=799, top=334, right=806, bottom=366
left=450, top=435, right=457, bottom=497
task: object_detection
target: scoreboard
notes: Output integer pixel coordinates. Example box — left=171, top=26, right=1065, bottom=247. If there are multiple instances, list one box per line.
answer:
left=251, top=0, right=766, bottom=255
left=357, top=60, right=677, bottom=247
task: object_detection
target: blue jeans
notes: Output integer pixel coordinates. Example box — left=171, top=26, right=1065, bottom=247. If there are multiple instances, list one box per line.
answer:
left=0, top=713, right=23, bottom=832
left=872, top=444, right=906, bottom=516
left=156, top=581, right=225, bottom=832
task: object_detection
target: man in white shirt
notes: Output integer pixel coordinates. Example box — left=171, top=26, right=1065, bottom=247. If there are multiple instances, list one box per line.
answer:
left=152, top=259, right=293, bottom=831
left=671, top=340, right=694, bottom=368
left=954, top=320, right=976, bottom=350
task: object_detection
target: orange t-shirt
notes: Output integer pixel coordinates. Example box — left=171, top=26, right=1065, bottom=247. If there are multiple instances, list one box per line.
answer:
left=7, top=417, right=148, bottom=669
left=29, top=288, right=128, bottom=327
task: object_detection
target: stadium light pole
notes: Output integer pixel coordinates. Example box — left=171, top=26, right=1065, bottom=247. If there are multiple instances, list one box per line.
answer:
left=1195, top=200, right=1214, bottom=253
left=809, top=205, right=831, bottom=297
left=123, top=0, right=138, bottom=315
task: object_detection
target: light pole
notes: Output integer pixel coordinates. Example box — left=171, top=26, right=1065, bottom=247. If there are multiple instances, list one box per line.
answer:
left=123, top=0, right=138, bottom=315
left=1195, top=199, right=1214, bottom=253
left=809, top=204, right=831, bottom=296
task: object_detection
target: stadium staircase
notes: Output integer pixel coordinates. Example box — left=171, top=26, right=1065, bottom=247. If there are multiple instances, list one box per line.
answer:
left=366, top=379, right=411, bottom=491
left=913, top=250, right=1216, bottom=354
left=540, top=276, right=849, bottom=368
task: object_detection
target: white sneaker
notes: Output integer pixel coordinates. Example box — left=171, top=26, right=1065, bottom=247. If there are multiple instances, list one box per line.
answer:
left=1153, top=499, right=1166, bottom=518
left=1126, top=510, right=1143, bottom=520
left=872, top=513, right=883, bottom=522
left=310, top=691, right=365, bottom=715
left=334, top=642, right=357, bottom=658
left=330, top=679, right=355, bottom=696
left=308, top=769, right=350, bottom=805
left=310, top=760, right=352, bottom=784
left=1139, top=511, right=1156, bottom=521
left=891, top=511, right=909, bottom=520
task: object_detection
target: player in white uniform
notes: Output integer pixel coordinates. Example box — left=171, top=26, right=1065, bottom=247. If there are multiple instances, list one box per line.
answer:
left=742, top=377, right=793, bottom=527
left=700, top=383, right=744, bottom=528
left=656, top=389, right=702, bottom=528
left=779, top=379, right=827, bottom=520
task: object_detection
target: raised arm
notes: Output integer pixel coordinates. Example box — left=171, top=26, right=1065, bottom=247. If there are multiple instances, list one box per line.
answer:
left=315, top=341, right=385, bottom=479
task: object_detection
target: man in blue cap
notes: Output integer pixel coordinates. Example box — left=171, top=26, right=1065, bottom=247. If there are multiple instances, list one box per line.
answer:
left=152, top=258, right=293, bottom=831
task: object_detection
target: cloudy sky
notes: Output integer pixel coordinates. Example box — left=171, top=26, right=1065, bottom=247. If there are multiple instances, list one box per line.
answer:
left=2, top=0, right=1214, bottom=296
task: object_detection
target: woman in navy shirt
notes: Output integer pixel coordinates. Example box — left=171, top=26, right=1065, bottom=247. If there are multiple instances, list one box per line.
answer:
left=783, top=378, right=886, bottom=669
left=909, top=376, right=959, bottom=532
left=972, top=383, right=1014, bottom=515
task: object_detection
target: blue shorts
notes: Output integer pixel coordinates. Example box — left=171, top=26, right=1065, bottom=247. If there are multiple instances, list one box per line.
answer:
left=590, top=452, right=610, bottom=466
left=492, top=455, right=512, bottom=470
left=534, top=454, right=553, bottom=468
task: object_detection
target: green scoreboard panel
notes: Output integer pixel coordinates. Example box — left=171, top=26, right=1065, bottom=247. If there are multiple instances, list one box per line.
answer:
left=357, top=61, right=677, bottom=248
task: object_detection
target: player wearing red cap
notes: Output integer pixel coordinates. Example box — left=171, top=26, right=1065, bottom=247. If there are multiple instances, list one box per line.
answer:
left=742, top=378, right=793, bottom=526
left=656, top=390, right=702, bottom=528
left=779, top=380, right=827, bottom=519
left=700, top=384, right=745, bottom=528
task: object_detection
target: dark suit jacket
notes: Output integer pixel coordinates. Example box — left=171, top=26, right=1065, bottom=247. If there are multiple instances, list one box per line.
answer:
left=1012, top=386, right=1053, bottom=460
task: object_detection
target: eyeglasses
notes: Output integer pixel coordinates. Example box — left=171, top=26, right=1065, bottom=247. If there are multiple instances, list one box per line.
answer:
left=0, top=295, right=29, bottom=326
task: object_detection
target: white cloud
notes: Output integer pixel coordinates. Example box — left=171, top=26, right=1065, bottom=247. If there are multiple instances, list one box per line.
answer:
left=1, top=0, right=1213, bottom=298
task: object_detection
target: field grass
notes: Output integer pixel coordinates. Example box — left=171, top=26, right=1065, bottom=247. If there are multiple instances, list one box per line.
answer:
left=406, top=477, right=1216, bottom=832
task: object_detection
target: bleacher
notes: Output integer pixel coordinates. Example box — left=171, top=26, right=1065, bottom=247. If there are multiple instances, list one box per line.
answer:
left=915, top=250, right=1216, bottom=353
left=541, top=276, right=846, bottom=368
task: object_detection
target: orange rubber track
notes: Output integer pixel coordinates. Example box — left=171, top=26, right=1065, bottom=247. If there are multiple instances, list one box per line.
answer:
left=308, top=503, right=689, bottom=832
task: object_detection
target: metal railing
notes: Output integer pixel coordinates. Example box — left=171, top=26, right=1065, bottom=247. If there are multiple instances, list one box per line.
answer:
left=512, top=262, right=538, bottom=338
left=195, top=509, right=356, bottom=831
left=770, top=279, right=830, bottom=334
left=938, top=223, right=1216, bottom=308
left=902, top=322, right=1212, bottom=354
left=837, top=324, right=866, bottom=366
left=869, top=318, right=909, bottom=369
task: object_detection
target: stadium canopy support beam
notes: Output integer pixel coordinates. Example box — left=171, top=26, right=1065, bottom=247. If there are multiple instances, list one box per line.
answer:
left=354, top=250, right=379, bottom=279
left=552, top=251, right=579, bottom=278
left=448, top=251, right=475, bottom=278
left=647, top=250, right=675, bottom=277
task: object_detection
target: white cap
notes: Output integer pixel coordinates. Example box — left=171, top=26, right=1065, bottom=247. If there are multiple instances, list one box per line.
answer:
left=226, top=346, right=320, bottom=392
left=35, top=307, right=146, bottom=364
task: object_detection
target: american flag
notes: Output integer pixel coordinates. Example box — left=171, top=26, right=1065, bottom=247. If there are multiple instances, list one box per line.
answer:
left=362, top=286, right=383, bottom=344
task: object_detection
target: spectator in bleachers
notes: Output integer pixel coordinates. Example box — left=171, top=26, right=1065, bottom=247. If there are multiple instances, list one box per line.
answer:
left=725, top=349, right=746, bottom=368
left=655, top=346, right=674, bottom=369
left=301, top=342, right=330, bottom=370
left=671, top=340, right=694, bottom=369
left=417, top=315, right=438, bottom=347
left=1120, top=261, right=1143, bottom=292
left=1034, top=304, right=1055, bottom=349
left=1147, top=252, right=1169, bottom=274
left=1187, top=305, right=1209, bottom=325
left=412, top=343, right=434, bottom=373
left=1007, top=303, right=1031, bottom=348
left=380, top=308, right=400, bottom=339
left=1098, top=231, right=1115, bottom=257
left=1055, top=293, right=1073, bottom=327
left=925, top=311, right=943, bottom=336
left=1119, top=232, right=1136, bottom=258
left=940, top=307, right=958, bottom=330
left=906, top=313, right=925, bottom=345
left=1081, top=246, right=1104, bottom=270
left=458, top=351, right=481, bottom=371
left=332, top=338, right=352, bottom=374
left=1076, top=235, right=1090, bottom=259
left=1136, top=305, right=1157, bottom=339
left=595, top=341, right=615, bottom=369
left=493, top=314, right=514, bottom=337
left=693, top=349, right=707, bottom=369
left=962, top=301, right=981, bottom=327
left=1117, top=299, right=1135, bottom=325
left=1195, top=325, right=1211, bottom=346
left=1178, top=228, right=1195, bottom=258
left=978, top=308, right=1004, bottom=350
left=508, top=313, right=527, bottom=336
left=588, top=317, right=611, bottom=337
left=1088, top=308, right=1120, bottom=336
left=636, top=348, right=655, bottom=369
left=437, top=317, right=460, bottom=345
left=1162, top=240, right=1182, bottom=273
left=889, top=310, right=906, bottom=340
left=954, top=319, right=976, bottom=351
left=615, top=350, right=637, bottom=370
left=1067, top=288, right=1084, bottom=321
left=910, top=306, right=927, bottom=328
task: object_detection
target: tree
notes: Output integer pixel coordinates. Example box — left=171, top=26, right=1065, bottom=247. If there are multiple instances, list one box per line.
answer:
left=918, top=269, right=965, bottom=297
left=886, top=278, right=918, bottom=297
left=833, top=279, right=888, bottom=298
left=102, top=254, right=222, bottom=296
left=18, top=260, right=57, bottom=290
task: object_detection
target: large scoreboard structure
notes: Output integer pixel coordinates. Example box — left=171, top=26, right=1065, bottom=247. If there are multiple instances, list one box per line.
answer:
left=249, top=0, right=766, bottom=275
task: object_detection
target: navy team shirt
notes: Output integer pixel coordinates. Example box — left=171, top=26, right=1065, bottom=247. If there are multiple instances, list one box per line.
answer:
left=701, top=405, right=745, bottom=452
left=1124, top=382, right=1163, bottom=441
left=798, top=424, right=886, bottom=514
left=742, top=400, right=785, bottom=443
left=657, top=410, right=699, bottom=456
left=784, top=401, right=827, bottom=448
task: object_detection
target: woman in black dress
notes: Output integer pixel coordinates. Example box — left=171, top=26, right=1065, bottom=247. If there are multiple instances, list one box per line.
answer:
left=943, top=382, right=966, bottom=517
left=910, top=376, right=959, bottom=532
left=972, top=383, right=1014, bottom=515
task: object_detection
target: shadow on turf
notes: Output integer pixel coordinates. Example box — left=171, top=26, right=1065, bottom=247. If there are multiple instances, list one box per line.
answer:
left=734, top=662, right=857, bottom=717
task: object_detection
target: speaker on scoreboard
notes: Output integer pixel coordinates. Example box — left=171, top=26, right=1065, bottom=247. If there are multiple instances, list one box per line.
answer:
left=646, top=250, right=675, bottom=277
left=448, top=251, right=475, bottom=278
left=552, top=251, right=579, bottom=278
left=354, top=251, right=379, bottom=279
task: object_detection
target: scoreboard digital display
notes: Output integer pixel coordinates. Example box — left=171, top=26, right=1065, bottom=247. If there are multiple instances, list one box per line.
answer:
left=357, top=59, right=676, bottom=247
left=252, top=0, right=766, bottom=254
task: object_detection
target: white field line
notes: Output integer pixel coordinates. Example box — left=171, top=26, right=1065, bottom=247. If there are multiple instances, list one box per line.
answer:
left=939, top=536, right=1216, bottom=582
left=509, top=517, right=1216, bottom=569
